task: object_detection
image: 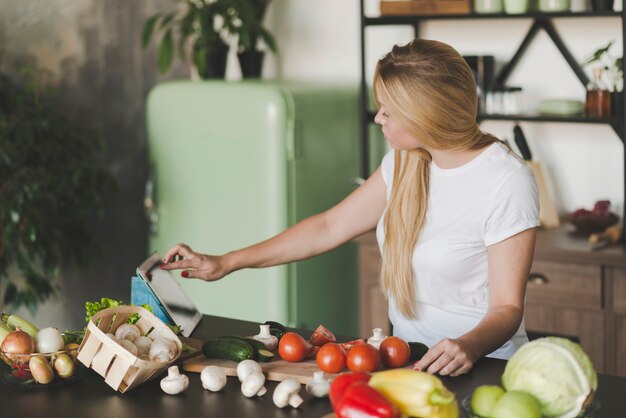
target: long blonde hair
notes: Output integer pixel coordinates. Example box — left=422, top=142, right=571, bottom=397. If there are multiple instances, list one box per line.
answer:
left=374, top=39, right=501, bottom=318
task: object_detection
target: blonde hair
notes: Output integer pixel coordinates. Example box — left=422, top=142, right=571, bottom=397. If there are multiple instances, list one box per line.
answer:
left=374, top=39, right=501, bottom=318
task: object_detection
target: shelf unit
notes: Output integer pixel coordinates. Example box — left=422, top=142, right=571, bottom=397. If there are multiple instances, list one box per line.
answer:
left=358, top=2, right=626, bottom=230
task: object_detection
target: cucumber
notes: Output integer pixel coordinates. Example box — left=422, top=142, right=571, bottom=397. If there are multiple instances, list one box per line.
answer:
left=202, top=338, right=255, bottom=362
left=269, top=327, right=285, bottom=341
left=264, top=320, right=287, bottom=333
left=408, top=341, right=429, bottom=362
left=222, top=335, right=267, bottom=351
left=222, top=335, right=275, bottom=361
left=257, top=349, right=274, bottom=362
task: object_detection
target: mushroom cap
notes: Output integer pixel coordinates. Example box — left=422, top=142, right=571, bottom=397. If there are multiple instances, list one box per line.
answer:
left=241, top=372, right=266, bottom=397
left=273, top=379, right=303, bottom=408
left=236, top=359, right=263, bottom=382
left=201, top=366, right=227, bottom=392
left=115, top=323, right=141, bottom=342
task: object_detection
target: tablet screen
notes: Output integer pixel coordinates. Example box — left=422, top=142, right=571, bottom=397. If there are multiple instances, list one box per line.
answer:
left=137, top=252, right=202, bottom=337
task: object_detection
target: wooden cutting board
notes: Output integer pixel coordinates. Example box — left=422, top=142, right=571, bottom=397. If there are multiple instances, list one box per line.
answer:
left=182, top=355, right=340, bottom=384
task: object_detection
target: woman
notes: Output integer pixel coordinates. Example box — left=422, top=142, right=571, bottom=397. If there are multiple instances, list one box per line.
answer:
left=161, top=39, right=539, bottom=376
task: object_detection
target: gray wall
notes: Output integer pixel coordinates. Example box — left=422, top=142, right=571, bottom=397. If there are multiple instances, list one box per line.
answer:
left=0, top=0, right=187, bottom=329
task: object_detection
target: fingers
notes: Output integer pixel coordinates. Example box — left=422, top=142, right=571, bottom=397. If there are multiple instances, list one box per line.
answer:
left=414, top=345, right=443, bottom=372
left=181, top=269, right=223, bottom=282
left=162, top=243, right=195, bottom=264
left=160, top=258, right=200, bottom=271
left=449, top=363, right=473, bottom=377
left=413, top=338, right=473, bottom=376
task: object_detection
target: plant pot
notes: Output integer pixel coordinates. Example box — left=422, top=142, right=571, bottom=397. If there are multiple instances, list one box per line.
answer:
left=195, top=42, right=229, bottom=80
left=591, top=0, right=614, bottom=11
left=612, top=90, right=623, bottom=119
left=237, top=50, right=265, bottom=79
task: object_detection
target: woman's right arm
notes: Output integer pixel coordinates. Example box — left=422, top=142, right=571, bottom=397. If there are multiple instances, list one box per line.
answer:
left=161, top=167, right=387, bottom=281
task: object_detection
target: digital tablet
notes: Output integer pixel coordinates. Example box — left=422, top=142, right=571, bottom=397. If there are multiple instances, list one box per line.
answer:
left=136, top=252, right=202, bottom=337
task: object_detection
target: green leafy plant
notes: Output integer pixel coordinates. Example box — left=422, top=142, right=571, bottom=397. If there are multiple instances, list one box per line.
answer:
left=142, top=0, right=239, bottom=77
left=0, top=68, right=114, bottom=313
left=583, top=41, right=624, bottom=92
left=235, top=0, right=277, bottom=54
left=85, top=297, right=153, bottom=325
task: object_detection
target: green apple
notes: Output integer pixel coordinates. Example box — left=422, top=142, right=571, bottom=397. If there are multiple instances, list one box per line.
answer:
left=470, top=385, right=505, bottom=417
left=490, top=390, right=542, bottom=418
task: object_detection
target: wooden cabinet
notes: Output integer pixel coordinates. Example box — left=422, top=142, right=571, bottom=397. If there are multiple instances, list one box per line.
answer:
left=608, top=267, right=626, bottom=376
left=356, top=227, right=626, bottom=376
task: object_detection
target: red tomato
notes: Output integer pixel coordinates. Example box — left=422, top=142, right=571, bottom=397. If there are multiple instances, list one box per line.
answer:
left=340, top=338, right=366, bottom=351
left=309, top=324, right=337, bottom=347
left=346, top=343, right=381, bottom=372
left=278, top=332, right=313, bottom=362
left=379, top=336, right=411, bottom=368
left=316, top=343, right=347, bottom=373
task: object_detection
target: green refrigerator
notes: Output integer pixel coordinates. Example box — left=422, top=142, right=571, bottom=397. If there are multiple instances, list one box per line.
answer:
left=146, top=81, right=361, bottom=336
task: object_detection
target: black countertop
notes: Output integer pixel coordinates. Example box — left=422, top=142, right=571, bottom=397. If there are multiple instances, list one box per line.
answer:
left=1, top=315, right=624, bottom=418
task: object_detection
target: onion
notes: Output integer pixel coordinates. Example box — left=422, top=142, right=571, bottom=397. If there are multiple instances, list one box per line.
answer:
left=1, top=330, right=35, bottom=360
left=35, top=327, right=65, bottom=353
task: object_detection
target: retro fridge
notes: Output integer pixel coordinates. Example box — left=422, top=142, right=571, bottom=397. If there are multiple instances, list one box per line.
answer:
left=146, top=81, right=361, bottom=336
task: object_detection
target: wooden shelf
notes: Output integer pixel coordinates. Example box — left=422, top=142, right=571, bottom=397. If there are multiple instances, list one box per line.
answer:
left=535, top=225, right=626, bottom=268
left=478, top=113, right=614, bottom=124
left=364, top=11, right=621, bottom=25
left=366, top=110, right=615, bottom=125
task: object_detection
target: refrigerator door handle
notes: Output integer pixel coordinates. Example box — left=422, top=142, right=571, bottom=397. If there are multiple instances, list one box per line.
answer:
left=144, top=175, right=159, bottom=234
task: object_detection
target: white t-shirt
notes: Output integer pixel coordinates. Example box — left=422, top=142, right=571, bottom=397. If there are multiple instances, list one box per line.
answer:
left=375, top=142, right=540, bottom=359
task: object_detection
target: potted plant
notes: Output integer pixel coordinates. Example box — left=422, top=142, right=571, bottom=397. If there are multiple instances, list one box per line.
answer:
left=583, top=41, right=624, bottom=117
left=234, top=0, right=277, bottom=78
left=0, top=69, right=114, bottom=312
left=142, top=0, right=239, bottom=79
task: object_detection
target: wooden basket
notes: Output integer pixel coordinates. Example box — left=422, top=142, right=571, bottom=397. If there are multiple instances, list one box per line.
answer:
left=77, top=305, right=182, bottom=393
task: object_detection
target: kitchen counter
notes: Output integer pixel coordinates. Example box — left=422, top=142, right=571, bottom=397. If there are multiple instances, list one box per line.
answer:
left=1, top=314, right=624, bottom=417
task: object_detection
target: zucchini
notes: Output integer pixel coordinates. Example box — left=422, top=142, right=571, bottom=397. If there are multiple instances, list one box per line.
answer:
left=202, top=338, right=255, bottom=362
left=408, top=341, right=429, bottom=362
left=257, top=349, right=274, bottom=362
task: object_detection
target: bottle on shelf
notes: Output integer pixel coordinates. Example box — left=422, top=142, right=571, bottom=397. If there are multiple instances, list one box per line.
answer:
left=585, top=67, right=612, bottom=118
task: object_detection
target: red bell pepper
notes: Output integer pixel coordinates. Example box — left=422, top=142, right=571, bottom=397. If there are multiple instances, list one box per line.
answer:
left=330, top=372, right=398, bottom=418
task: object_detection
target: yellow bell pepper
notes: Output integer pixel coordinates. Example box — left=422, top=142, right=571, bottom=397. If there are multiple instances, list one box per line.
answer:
left=368, top=369, right=459, bottom=418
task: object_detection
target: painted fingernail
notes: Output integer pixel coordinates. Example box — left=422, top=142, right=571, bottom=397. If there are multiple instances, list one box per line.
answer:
left=159, top=263, right=166, bottom=268
left=181, top=271, right=188, bottom=278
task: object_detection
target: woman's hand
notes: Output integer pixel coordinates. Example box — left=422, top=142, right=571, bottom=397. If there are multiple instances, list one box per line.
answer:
left=160, top=243, right=229, bottom=281
left=413, top=338, right=477, bottom=377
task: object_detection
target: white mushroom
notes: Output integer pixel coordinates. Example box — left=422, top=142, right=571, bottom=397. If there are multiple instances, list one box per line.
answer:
left=252, top=324, right=278, bottom=350
left=305, top=371, right=330, bottom=398
left=273, top=379, right=303, bottom=408
left=133, top=335, right=153, bottom=356
left=236, top=359, right=263, bottom=383
left=118, top=339, right=138, bottom=356
left=201, top=366, right=227, bottom=392
left=115, top=323, right=141, bottom=342
left=160, top=365, right=189, bottom=395
left=241, top=372, right=267, bottom=397
left=105, top=333, right=119, bottom=343
left=149, top=338, right=178, bottom=362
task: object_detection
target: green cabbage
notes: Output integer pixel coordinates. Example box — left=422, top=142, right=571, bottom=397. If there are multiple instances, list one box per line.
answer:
left=501, top=337, right=597, bottom=418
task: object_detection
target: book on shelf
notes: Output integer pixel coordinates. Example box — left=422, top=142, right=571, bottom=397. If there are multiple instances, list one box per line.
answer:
left=380, top=0, right=471, bottom=16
